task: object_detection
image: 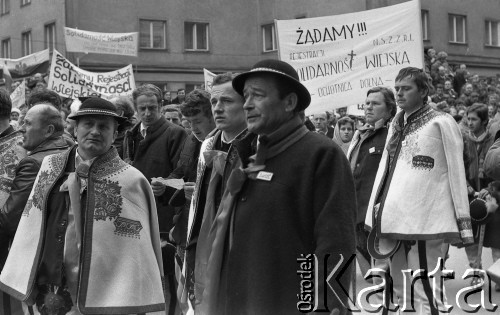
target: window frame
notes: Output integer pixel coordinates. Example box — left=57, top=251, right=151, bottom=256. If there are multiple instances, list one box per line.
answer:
left=1, top=38, right=11, bottom=58
left=448, top=14, right=467, bottom=44
left=184, top=21, right=210, bottom=52
left=262, top=23, right=277, bottom=53
left=44, top=22, right=56, bottom=51
left=421, top=10, right=429, bottom=41
left=20, top=0, right=30, bottom=7
left=485, top=19, right=500, bottom=47
left=1, top=0, right=10, bottom=15
left=138, top=19, right=167, bottom=50
left=21, top=30, right=32, bottom=56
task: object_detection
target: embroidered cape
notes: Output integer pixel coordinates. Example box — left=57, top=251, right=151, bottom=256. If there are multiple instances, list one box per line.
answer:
left=0, top=146, right=166, bottom=314
left=366, top=105, right=473, bottom=244
left=0, top=129, right=26, bottom=208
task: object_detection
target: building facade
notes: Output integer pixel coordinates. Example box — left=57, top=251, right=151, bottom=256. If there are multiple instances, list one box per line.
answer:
left=0, top=0, right=499, bottom=95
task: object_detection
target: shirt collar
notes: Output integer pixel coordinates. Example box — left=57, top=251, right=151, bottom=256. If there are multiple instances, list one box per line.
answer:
left=140, top=123, right=148, bottom=137
left=221, top=128, right=247, bottom=144
left=75, top=149, right=97, bottom=169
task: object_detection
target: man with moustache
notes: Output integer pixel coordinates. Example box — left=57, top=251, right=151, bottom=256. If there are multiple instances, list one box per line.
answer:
left=195, top=59, right=356, bottom=314
left=366, top=67, right=473, bottom=314
left=179, top=73, right=249, bottom=313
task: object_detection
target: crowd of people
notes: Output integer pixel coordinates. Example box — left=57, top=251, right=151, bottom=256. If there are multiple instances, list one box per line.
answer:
left=0, top=49, right=499, bottom=315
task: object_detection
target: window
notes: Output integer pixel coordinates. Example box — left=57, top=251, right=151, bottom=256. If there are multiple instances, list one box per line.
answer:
left=139, top=19, right=166, bottom=49
left=20, top=0, right=30, bottom=6
left=44, top=22, right=56, bottom=50
left=1, top=0, right=10, bottom=15
left=184, top=22, right=209, bottom=51
left=448, top=14, right=467, bottom=43
left=262, top=23, right=277, bottom=52
left=485, top=20, right=500, bottom=47
left=21, top=31, right=32, bottom=56
left=421, top=10, right=429, bottom=40
left=1, top=38, right=10, bottom=58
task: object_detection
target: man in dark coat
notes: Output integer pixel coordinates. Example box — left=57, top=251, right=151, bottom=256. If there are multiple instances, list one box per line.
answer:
left=346, top=86, right=396, bottom=275
left=150, top=89, right=216, bottom=304
left=122, top=84, right=186, bottom=315
left=0, top=88, right=26, bottom=315
left=180, top=73, right=248, bottom=313
left=0, top=104, right=69, bottom=315
left=195, top=60, right=356, bottom=315
left=0, top=104, right=70, bottom=246
left=123, top=84, right=187, bottom=232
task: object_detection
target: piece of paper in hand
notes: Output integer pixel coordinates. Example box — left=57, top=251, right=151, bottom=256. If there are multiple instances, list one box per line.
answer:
left=153, top=177, right=185, bottom=190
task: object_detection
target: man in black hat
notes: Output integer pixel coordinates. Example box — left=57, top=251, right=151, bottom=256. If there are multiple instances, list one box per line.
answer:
left=0, top=98, right=167, bottom=315
left=194, top=60, right=356, bottom=315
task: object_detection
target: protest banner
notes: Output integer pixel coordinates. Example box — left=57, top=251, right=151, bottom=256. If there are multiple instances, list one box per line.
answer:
left=10, top=80, right=25, bottom=109
left=275, top=0, right=423, bottom=113
left=204, top=68, right=216, bottom=92
left=0, top=50, right=50, bottom=79
left=64, top=27, right=138, bottom=57
left=48, top=50, right=136, bottom=99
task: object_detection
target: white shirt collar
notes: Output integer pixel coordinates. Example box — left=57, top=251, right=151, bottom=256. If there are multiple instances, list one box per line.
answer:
left=221, top=128, right=246, bottom=144
left=140, top=123, right=148, bottom=138
left=75, top=149, right=97, bottom=169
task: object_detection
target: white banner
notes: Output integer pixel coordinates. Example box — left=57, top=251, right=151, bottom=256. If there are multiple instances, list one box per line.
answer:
left=64, top=27, right=138, bottom=57
left=0, top=50, right=50, bottom=79
left=48, top=50, right=136, bottom=99
left=10, top=80, right=26, bottom=108
left=203, top=68, right=216, bottom=92
left=276, top=0, right=423, bottom=114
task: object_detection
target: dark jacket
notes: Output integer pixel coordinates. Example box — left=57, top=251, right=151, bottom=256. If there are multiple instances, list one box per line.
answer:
left=348, top=126, right=388, bottom=224
left=167, top=134, right=202, bottom=250
left=215, top=118, right=356, bottom=314
left=123, top=116, right=187, bottom=232
left=481, top=138, right=500, bottom=249
left=0, top=136, right=69, bottom=270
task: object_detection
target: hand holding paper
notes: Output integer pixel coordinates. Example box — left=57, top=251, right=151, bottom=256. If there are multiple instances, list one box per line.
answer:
left=152, top=177, right=186, bottom=190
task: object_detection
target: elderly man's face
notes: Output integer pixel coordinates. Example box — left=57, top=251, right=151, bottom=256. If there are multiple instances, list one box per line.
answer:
left=19, top=106, right=52, bottom=151
left=76, top=116, right=117, bottom=159
left=243, top=74, right=293, bottom=135
left=313, top=113, right=328, bottom=131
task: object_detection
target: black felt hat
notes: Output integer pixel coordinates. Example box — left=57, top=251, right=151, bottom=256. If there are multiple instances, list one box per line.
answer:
left=68, top=97, right=127, bottom=123
left=232, top=59, right=311, bottom=111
